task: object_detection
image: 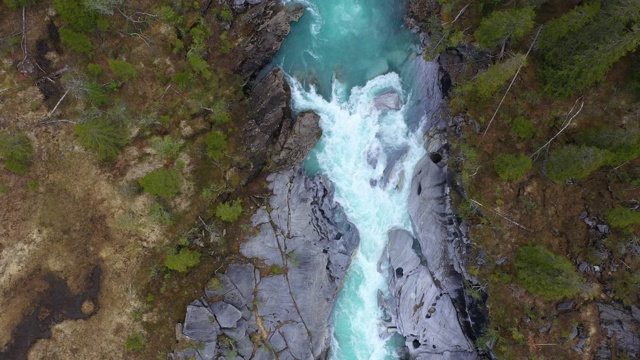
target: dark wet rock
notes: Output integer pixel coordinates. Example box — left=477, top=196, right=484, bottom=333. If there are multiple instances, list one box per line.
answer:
left=580, top=211, right=588, bottom=219
left=596, top=302, right=640, bottom=359
left=244, top=68, right=323, bottom=178
left=539, top=325, right=551, bottom=333
left=174, top=168, right=358, bottom=359
left=584, top=217, right=596, bottom=227
left=231, top=1, right=304, bottom=79
left=437, top=45, right=491, bottom=89
left=578, top=262, right=590, bottom=273
left=244, top=67, right=293, bottom=178
left=597, top=224, right=610, bottom=234
left=272, top=110, right=322, bottom=169
left=374, top=91, right=402, bottom=111
left=556, top=301, right=575, bottom=311
left=380, top=228, right=476, bottom=358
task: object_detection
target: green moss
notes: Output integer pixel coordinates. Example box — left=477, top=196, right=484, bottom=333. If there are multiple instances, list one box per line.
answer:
left=165, top=247, right=201, bottom=272
left=515, top=245, right=582, bottom=299
left=125, top=333, right=145, bottom=351
left=138, top=169, right=182, bottom=199
left=493, top=153, right=532, bottom=181
left=215, top=199, right=242, bottom=223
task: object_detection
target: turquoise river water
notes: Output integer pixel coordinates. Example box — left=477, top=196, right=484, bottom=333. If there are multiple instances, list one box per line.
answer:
left=273, top=1, right=430, bottom=358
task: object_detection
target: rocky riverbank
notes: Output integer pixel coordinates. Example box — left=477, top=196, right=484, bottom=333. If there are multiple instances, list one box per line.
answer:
left=172, top=167, right=358, bottom=359
left=378, top=56, right=486, bottom=359
left=170, top=2, right=363, bottom=358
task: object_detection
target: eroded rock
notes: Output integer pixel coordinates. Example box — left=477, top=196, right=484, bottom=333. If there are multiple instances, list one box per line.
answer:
left=380, top=229, right=476, bottom=358
left=173, top=168, right=358, bottom=359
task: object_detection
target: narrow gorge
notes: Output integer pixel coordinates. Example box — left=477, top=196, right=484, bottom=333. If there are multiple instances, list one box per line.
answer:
left=173, top=0, right=484, bottom=358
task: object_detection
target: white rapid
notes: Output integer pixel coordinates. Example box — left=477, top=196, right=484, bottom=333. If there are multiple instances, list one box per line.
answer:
left=288, top=71, right=430, bottom=359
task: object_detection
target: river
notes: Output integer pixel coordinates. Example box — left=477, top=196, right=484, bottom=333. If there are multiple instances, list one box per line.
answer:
left=272, top=0, right=437, bottom=358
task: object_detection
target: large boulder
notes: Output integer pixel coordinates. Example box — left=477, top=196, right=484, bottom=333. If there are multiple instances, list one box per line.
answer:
left=380, top=229, right=476, bottom=358
left=245, top=68, right=322, bottom=178
left=271, top=111, right=322, bottom=169
left=595, top=302, right=640, bottom=359
left=231, top=1, right=304, bottom=79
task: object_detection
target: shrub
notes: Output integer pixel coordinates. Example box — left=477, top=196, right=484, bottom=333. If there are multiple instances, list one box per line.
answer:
left=165, top=247, right=201, bottom=272
left=53, top=0, right=98, bottom=32
left=606, top=207, right=640, bottom=233
left=473, top=7, right=536, bottom=50
left=493, top=153, right=532, bottom=181
left=537, top=2, right=640, bottom=96
left=207, top=100, right=230, bottom=125
left=75, top=118, right=128, bottom=161
left=3, top=0, right=37, bottom=9
left=151, top=135, right=183, bottom=160
left=149, top=204, right=173, bottom=225
left=215, top=199, right=242, bottom=223
left=0, top=131, right=35, bottom=174
left=85, top=81, right=108, bottom=106
left=125, top=333, right=145, bottom=351
left=59, top=28, right=93, bottom=56
left=463, top=54, right=525, bottom=100
left=87, top=63, right=103, bottom=78
left=205, top=131, right=227, bottom=161
left=515, top=245, right=582, bottom=299
left=576, top=128, right=640, bottom=166
left=173, top=71, right=195, bottom=90
left=108, top=59, right=137, bottom=82
left=218, top=32, right=232, bottom=54
left=511, top=116, right=535, bottom=139
left=545, top=145, right=610, bottom=183
left=138, top=169, right=182, bottom=199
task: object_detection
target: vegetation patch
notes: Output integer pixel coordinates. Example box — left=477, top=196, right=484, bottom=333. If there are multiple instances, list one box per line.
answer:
left=75, top=118, right=128, bottom=161
left=215, top=199, right=242, bottom=223
left=0, top=131, right=35, bottom=174
left=165, top=247, right=201, bottom=272
left=606, top=207, right=640, bottom=233
left=545, top=145, right=610, bottom=184
left=515, top=245, right=582, bottom=299
left=139, top=169, right=182, bottom=199
left=493, top=153, right=531, bottom=182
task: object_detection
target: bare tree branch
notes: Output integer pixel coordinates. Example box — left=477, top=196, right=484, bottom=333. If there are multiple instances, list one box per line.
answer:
left=531, top=99, right=584, bottom=159
left=470, top=199, right=531, bottom=231
left=483, top=27, right=542, bottom=137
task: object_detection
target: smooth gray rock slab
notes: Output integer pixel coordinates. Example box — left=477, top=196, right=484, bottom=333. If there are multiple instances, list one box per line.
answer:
left=183, top=300, right=219, bottom=343
left=210, top=302, right=242, bottom=328
left=381, top=229, right=476, bottom=358
left=597, top=302, right=640, bottom=359
left=374, top=91, right=402, bottom=111
left=175, top=168, right=358, bottom=359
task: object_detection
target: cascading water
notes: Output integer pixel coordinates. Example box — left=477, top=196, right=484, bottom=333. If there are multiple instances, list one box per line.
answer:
left=273, top=0, right=439, bottom=358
